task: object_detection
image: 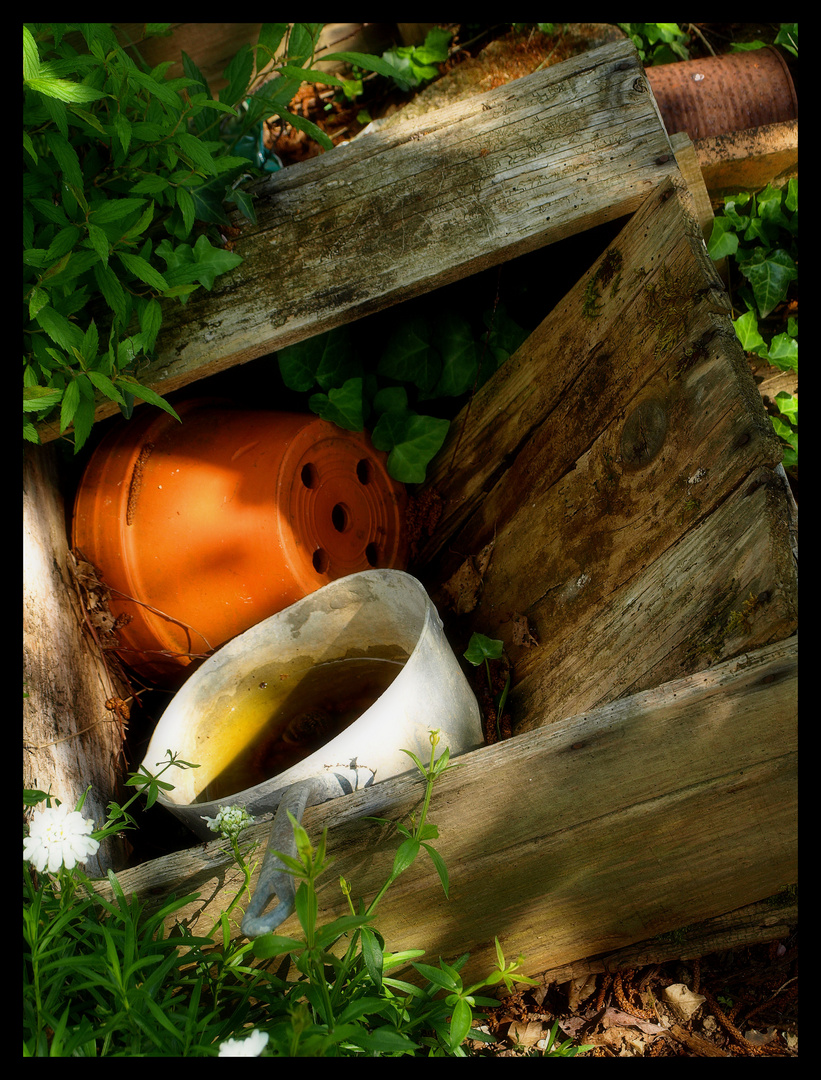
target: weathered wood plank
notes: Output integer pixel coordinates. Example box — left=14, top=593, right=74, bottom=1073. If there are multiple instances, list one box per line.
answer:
left=96, top=636, right=796, bottom=985
left=411, top=177, right=797, bottom=728
left=37, top=40, right=677, bottom=442
left=23, top=443, right=131, bottom=873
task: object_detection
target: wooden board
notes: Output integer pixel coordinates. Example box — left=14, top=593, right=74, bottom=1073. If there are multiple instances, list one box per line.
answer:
left=23, top=443, right=132, bottom=874
left=36, top=40, right=678, bottom=443
left=94, top=636, right=797, bottom=986
left=411, top=177, right=798, bottom=731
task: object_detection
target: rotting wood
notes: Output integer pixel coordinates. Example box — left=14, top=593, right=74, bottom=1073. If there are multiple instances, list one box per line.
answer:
left=532, top=896, right=797, bottom=988
left=411, top=176, right=797, bottom=732
left=23, top=443, right=132, bottom=874
left=695, top=119, right=798, bottom=204
left=93, top=636, right=796, bottom=987
left=35, top=40, right=678, bottom=443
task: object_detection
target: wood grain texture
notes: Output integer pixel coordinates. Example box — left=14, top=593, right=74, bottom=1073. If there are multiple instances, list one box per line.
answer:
left=95, top=637, right=796, bottom=985
left=23, top=444, right=131, bottom=873
left=36, top=40, right=677, bottom=442
left=412, top=177, right=797, bottom=730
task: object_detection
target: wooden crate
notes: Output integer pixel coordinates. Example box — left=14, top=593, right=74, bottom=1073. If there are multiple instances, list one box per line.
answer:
left=25, top=42, right=797, bottom=970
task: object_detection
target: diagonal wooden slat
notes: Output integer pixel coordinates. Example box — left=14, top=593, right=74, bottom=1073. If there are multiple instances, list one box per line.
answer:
left=36, top=40, right=677, bottom=442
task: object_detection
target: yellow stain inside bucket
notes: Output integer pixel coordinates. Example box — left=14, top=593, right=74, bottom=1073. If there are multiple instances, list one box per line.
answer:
left=192, top=650, right=408, bottom=803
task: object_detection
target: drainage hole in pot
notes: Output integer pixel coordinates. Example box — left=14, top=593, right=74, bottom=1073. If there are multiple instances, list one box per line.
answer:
left=312, top=547, right=329, bottom=573
left=356, top=458, right=372, bottom=484
left=301, top=462, right=318, bottom=489
left=365, top=541, right=379, bottom=567
left=331, top=502, right=349, bottom=532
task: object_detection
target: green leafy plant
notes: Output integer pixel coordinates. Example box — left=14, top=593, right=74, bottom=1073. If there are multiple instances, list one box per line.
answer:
left=464, top=632, right=511, bottom=740
left=26, top=733, right=594, bottom=1057
left=708, top=180, right=798, bottom=467
left=22, top=22, right=374, bottom=453
left=277, top=304, right=527, bottom=483
left=616, top=23, right=690, bottom=65
left=730, top=22, right=798, bottom=57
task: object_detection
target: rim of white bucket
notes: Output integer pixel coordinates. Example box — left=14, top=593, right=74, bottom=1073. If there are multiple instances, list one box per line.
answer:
left=144, top=569, right=438, bottom=811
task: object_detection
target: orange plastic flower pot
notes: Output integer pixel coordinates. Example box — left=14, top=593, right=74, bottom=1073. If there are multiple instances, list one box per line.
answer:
left=71, top=400, right=408, bottom=686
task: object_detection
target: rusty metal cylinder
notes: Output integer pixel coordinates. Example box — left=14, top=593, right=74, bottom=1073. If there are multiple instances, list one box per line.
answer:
left=646, top=46, right=797, bottom=141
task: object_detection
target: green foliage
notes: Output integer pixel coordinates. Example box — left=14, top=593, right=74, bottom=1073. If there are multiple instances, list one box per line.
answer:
left=22, top=22, right=349, bottom=452
left=23, top=733, right=593, bottom=1057
left=617, top=23, right=690, bottom=65
left=730, top=22, right=798, bottom=56
left=328, top=27, right=453, bottom=95
left=464, top=633, right=510, bottom=741
left=277, top=304, right=526, bottom=483
left=708, top=180, right=798, bottom=467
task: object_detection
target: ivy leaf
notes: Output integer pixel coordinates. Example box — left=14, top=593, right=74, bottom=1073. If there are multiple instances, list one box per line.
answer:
left=429, top=312, right=477, bottom=399
left=767, top=331, right=798, bottom=372
left=278, top=326, right=358, bottom=392
left=371, top=408, right=449, bottom=484
left=378, top=317, right=440, bottom=395
left=739, top=248, right=797, bottom=318
left=707, top=216, right=739, bottom=260
left=309, top=377, right=365, bottom=431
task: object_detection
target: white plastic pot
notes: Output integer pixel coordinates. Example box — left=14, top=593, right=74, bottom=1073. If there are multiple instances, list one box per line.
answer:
left=140, top=570, right=483, bottom=934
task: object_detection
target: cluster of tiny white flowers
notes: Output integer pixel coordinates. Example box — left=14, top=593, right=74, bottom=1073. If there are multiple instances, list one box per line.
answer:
left=23, top=803, right=100, bottom=873
left=202, top=804, right=255, bottom=842
left=218, top=1029, right=269, bottom=1056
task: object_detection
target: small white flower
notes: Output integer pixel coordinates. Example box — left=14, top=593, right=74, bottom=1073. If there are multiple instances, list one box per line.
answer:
left=23, top=803, right=100, bottom=873
left=218, top=1029, right=269, bottom=1056
left=202, top=804, right=255, bottom=842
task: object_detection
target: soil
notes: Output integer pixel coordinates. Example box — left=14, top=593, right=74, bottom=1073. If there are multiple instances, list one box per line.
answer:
left=470, top=936, right=798, bottom=1057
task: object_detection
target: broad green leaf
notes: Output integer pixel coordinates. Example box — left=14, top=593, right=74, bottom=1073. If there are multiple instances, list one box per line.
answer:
left=422, top=841, right=450, bottom=898
left=139, top=298, right=163, bottom=349
left=22, top=25, right=39, bottom=81
left=278, top=327, right=357, bottom=392
left=256, top=23, right=288, bottom=64
left=464, top=632, right=504, bottom=666
left=45, top=225, right=81, bottom=262
left=36, top=305, right=84, bottom=352
left=275, top=107, right=333, bottom=151
left=87, top=370, right=125, bottom=405
left=23, top=385, right=62, bottom=413
left=28, top=287, right=49, bottom=321
left=324, top=49, right=417, bottom=91
left=391, top=836, right=421, bottom=877
left=26, top=76, right=108, bottom=104
left=86, top=222, right=110, bottom=265
left=117, top=251, right=169, bottom=291
left=116, top=378, right=180, bottom=422
left=176, top=185, right=195, bottom=236
left=733, top=309, right=767, bottom=356
left=309, top=378, right=365, bottom=431
left=219, top=43, right=254, bottom=107
left=767, top=332, right=798, bottom=371
left=378, top=317, right=440, bottom=395
left=60, top=376, right=80, bottom=432
left=44, top=130, right=84, bottom=189
left=429, top=312, right=477, bottom=398
left=774, top=391, right=797, bottom=424
left=448, top=997, right=474, bottom=1050
left=371, top=410, right=450, bottom=484
left=707, top=216, right=739, bottom=261
left=94, top=262, right=128, bottom=325
left=740, top=248, right=797, bottom=318
left=88, top=198, right=147, bottom=224
left=175, top=131, right=219, bottom=175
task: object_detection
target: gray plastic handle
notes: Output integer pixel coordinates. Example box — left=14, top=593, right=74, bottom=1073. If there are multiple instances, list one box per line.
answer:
left=241, top=780, right=315, bottom=938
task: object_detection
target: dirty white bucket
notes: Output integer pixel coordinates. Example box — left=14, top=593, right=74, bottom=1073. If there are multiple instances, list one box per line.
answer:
left=142, top=570, right=482, bottom=842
